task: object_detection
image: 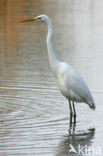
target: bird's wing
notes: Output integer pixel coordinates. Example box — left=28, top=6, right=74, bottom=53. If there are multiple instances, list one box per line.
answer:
left=63, top=66, right=91, bottom=102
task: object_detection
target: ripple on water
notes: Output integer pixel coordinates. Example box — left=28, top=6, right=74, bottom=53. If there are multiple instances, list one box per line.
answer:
left=0, top=0, right=103, bottom=155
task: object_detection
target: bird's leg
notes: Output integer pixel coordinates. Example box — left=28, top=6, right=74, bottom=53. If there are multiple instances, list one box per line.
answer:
left=69, top=100, right=73, bottom=116
left=72, top=101, right=76, bottom=118
left=69, top=115, right=73, bottom=134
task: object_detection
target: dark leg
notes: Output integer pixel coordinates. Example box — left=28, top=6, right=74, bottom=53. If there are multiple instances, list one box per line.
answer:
left=68, top=100, right=76, bottom=135
left=69, top=100, right=73, bottom=116
left=68, top=105, right=76, bottom=135
left=72, top=101, right=76, bottom=118
left=69, top=114, right=73, bottom=134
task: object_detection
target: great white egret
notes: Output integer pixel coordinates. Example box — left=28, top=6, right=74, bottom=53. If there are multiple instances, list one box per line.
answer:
left=22, top=15, right=95, bottom=117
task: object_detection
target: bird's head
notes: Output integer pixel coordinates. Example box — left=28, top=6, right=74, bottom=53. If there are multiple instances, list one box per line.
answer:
left=21, top=15, right=50, bottom=23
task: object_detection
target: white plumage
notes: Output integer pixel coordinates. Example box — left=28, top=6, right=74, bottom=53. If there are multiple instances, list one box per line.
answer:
left=22, top=15, right=95, bottom=117
left=57, top=62, right=95, bottom=109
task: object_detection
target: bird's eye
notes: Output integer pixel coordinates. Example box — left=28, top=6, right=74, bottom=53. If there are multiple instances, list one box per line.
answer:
left=38, top=17, right=41, bottom=19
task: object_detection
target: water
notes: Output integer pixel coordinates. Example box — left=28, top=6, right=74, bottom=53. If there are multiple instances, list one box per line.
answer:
left=0, top=0, right=103, bottom=155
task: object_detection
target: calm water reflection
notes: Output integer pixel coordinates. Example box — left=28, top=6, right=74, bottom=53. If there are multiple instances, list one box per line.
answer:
left=0, top=0, right=103, bottom=155
left=56, top=128, right=95, bottom=156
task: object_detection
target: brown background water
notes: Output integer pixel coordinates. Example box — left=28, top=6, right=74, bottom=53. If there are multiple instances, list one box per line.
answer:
left=0, top=0, right=103, bottom=155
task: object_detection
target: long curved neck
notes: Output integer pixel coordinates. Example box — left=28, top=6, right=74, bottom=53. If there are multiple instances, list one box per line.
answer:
left=46, top=19, right=59, bottom=75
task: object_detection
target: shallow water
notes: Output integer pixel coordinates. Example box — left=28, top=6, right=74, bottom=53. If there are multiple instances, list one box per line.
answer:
left=0, top=0, right=103, bottom=155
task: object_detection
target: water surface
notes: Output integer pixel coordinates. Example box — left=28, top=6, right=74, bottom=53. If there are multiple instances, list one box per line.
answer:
left=0, top=0, right=103, bottom=155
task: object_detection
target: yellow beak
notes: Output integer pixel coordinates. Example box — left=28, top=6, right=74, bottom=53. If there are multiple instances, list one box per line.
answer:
left=21, top=17, right=36, bottom=23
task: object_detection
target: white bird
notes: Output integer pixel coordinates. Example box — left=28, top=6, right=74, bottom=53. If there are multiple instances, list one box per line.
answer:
left=22, top=15, right=95, bottom=117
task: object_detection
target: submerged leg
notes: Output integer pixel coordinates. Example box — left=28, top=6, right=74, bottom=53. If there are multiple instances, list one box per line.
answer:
left=69, top=100, right=73, bottom=116
left=72, top=101, right=76, bottom=118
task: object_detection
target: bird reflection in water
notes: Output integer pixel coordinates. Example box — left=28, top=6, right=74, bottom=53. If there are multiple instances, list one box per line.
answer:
left=56, top=117, right=95, bottom=156
left=69, top=114, right=76, bottom=135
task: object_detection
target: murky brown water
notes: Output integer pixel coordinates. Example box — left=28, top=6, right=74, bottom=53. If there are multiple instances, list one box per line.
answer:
left=0, top=0, right=103, bottom=155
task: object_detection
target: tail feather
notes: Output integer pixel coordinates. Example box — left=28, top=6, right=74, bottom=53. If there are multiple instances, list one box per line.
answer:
left=88, top=98, right=96, bottom=110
